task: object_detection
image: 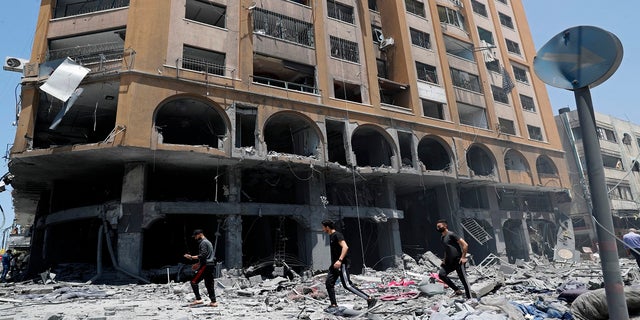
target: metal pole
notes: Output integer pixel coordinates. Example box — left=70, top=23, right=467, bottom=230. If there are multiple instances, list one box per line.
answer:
left=574, top=86, right=629, bottom=319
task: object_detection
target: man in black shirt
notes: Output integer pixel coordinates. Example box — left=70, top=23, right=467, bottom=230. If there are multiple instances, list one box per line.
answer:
left=321, top=220, right=377, bottom=312
left=436, top=219, right=471, bottom=299
left=184, top=229, right=218, bottom=307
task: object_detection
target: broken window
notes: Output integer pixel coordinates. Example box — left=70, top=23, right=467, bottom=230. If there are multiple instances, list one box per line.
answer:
left=460, top=188, right=489, bottom=209
left=53, top=0, right=130, bottom=18
left=264, top=112, right=320, bottom=157
left=512, top=65, right=529, bottom=83
left=608, top=184, right=633, bottom=201
left=450, top=68, right=482, bottom=93
left=154, top=97, right=227, bottom=148
left=376, top=58, right=388, bottom=79
left=498, top=118, right=516, bottom=135
left=252, top=8, right=314, bottom=47
left=437, top=5, right=466, bottom=31
left=421, top=99, right=445, bottom=120
left=325, top=120, right=348, bottom=165
left=182, top=45, right=226, bottom=76
left=372, top=25, right=383, bottom=44
left=34, top=81, right=119, bottom=148
left=492, top=85, right=509, bottom=104
left=415, top=62, right=437, bottom=84
left=471, top=0, right=487, bottom=17
left=498, top=12, right=514, bottom=29
left=477, top=27, right=494, bottom=45
left=330, top=36, right=359, bottom=63
left=235, top=105, right=257, bottom=148
left=458, top=102, right=488, bottom=129
left=417, top=137, right=451, bottom=170
left=520, top=94, right=536, bottom=112
left=398, top=131, right=414, bottom=168
left=536, top=156, right=557, bottom=175
left=185, top=0, right=226, bottom=28
left=623, top=133, right=632, bottom=145
left=506, top=38, right=521, bottom=55
left=333, top=80, right=362, bottom=103
left=327, top=0, right=354, bottom=24
left=602, top=154, right=623, bottom=170
left=527, top=125, right=543, bottom=141
left=466, top=145, right=494, bottom=176
left=505, top=149, right=528, bottom=171
left=597, top=127, right=617, bottom=142
left=351, top=126, right=394, bottom=167
left=253, top=54, right=317, bottom=94
left=405, top=0, right=425, bottom=17
left=410, top=28, right=431, bottom=50
left=443, top=36, right=475, bottom=61
left=486, top=58, right=500, bottom=73
left=368, top=0, right=378, bottom=11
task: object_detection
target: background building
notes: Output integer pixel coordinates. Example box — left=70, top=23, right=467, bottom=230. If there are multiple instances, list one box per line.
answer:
left=556, top=108, right=640, bottom=255
left=8, top=0, right=571, bottom=279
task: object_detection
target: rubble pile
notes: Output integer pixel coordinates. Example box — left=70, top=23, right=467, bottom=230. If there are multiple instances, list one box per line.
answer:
left=0, top=253, right=639, bottom=319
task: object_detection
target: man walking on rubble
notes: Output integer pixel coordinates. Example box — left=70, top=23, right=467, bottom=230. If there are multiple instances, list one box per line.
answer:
left=184, top=229, right=218, bottom=307
left=436, top=219, right=471, bottom=299
left=321, top=219, right=377, bottom=313
left=623, top=228, right=640, bottom=268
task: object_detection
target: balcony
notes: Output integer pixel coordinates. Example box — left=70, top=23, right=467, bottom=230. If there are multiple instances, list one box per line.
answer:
left=48, top=42, right=134, bottom=75
left=252, top=54, right=318, bottom=94
left=53, top=0, right=130, bottom=19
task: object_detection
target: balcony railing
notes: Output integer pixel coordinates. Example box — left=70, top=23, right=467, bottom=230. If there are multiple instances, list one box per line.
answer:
left=54, top=0, right=130, bottom=18
left=181, top=57, right=226, bottom=76
left=47, top=42, right=134, bottom=74
left=252, top=75, right=318, bottom=94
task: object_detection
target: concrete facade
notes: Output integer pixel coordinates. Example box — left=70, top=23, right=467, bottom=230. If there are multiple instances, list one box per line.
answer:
left=556, top=109, right=640, bottom=255
left=9, top=0, right=571, bottom=279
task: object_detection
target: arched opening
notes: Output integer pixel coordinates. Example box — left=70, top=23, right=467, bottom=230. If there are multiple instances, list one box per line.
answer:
left=417, top=137, right=452, bottom=170
left=264, top=112, right=321, bottom=157
left=536, top=156, right=558, bottom=175
left=466, top=145, right=495, bottom=176
left=155, top=97, right=227, bottom=148
left=504, top=150, right=529, bottom=171
left=351, top=126, right=394, bottom=167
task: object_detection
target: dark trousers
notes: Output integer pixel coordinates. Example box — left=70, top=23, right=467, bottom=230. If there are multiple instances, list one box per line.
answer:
left=191, top=264, right=216, bottom=302
left=325, top=264, right=369, bottom=306
left=438, top=262, right=471, bottom=298
left=631, top=248, right=640, bottom=268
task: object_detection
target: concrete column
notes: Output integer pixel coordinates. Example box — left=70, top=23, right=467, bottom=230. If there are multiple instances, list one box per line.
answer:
left=117, top=162, right=146, bottom=276
left=304, top=213, right=329, bottom=272
left=224, top=215, right=242, bottom=269
left=486, top=186, right=506, bottom=255
left=375, top=179, right=402, bottom=269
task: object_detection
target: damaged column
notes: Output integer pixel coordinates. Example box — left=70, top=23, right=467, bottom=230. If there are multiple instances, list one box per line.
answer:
left=306, top=170, right=329, bottom=271
left=117, top=162, right=147, bottom=277
left=375, top=178, right=402, bottom=269
left=224, top=167, right=242, bottom=269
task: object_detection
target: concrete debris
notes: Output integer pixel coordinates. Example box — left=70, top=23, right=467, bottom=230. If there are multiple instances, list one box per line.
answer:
left=2, top=253, right=640, bottom=319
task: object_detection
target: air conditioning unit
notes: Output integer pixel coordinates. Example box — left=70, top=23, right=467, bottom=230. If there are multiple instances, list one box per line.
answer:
left=3, top=56, right=29, bottom=73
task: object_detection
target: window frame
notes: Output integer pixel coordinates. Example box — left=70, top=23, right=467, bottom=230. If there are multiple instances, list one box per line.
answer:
left=505, top=38, right=521, bottom=55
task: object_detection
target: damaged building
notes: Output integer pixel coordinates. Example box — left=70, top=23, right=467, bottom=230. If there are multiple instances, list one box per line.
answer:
left=7, top=0, right=572, bottom=280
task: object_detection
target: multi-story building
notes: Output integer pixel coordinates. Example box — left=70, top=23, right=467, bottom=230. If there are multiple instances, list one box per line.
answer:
left=8, top=0, right=572, bottom=278
left=556, top=108, right=640, bottom=254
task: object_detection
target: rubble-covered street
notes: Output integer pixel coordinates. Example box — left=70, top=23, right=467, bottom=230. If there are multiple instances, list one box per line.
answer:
left=2, top=252, right=640, bottom=319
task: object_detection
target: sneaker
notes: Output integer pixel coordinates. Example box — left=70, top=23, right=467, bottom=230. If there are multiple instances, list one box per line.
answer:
left=367, top=298, right=377, bottom=309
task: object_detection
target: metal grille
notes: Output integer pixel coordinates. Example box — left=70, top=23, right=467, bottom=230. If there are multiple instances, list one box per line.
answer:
left=253, top=8, right=315, bottom=47
left=327, top=0, right=354, bottom=24
left=329, top=36, right=359, bottom=63
left=405, top=0, right=425, bottom=17
left=182, top=57, right=225, bottom=76
left=461, top=218, right=493, bottom=245
left=410, top=28, right=431, bottom=49
left=416, top=62, right=437, bottom=84
left=55, top=0, right=130, bottom=18
left=47, top=42, right=133, bottom=74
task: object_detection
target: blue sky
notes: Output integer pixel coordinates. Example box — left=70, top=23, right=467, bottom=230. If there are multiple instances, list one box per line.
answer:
left=0, top=1, right=637, bottom=232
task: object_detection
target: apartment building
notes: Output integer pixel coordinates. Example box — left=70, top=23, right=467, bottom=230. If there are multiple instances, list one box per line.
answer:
left=556, top=108, right=640, bottom=254
left=8, top=0, right=572, bottom=279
